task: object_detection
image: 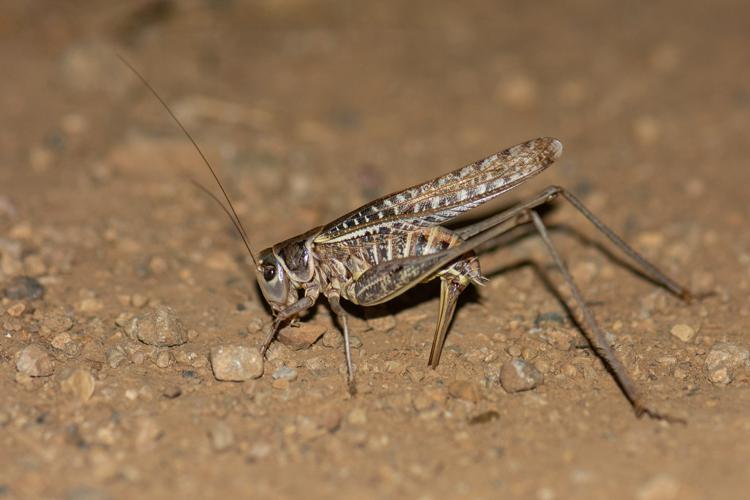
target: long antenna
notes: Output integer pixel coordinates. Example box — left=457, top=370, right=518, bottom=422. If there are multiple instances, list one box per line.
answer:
left=118, top=54, right=258, bottom=267
left=189, top=179, right=255, bottom=261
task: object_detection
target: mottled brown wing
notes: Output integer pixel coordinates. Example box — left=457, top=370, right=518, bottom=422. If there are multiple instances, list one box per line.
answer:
left=314, top=137, right=563, bottom=245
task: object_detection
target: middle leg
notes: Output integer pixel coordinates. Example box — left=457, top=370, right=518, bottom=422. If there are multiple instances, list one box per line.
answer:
left=327, top=292, right=356, bottom=394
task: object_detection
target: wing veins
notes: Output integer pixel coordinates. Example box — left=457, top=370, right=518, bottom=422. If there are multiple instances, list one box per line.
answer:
left=315, top=137, right=562, bottom=245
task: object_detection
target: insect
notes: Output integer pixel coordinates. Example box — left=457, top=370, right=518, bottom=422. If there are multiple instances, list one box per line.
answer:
left=122, top=58, right=692, bottom=420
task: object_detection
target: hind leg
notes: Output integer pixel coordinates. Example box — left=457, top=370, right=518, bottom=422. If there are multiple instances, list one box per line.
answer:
left=428, top=277, right=465, bottom=367
left=428, top=255, right=482, bottom=367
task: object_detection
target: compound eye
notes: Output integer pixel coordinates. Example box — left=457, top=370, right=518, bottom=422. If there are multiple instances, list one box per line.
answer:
left=263, top=265, right=276, bottom=282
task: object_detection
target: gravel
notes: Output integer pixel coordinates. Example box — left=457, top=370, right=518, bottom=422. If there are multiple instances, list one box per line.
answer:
left=15, top=344, right=55, bottom=377
left=5, top=302, right=26, bottom=317
left=154, top=350, right=173, bottom=368
left=4, top=275, right=45, bottom=300
left=162, top=386, right=182, bottom=399
left=246, top=317, right=264, bottom=333
left=42, top=308, right=74, bottom=334
left=210, top=345, right=264, bottom=381
left=209, top=421, right=235, bottom=452
left=272, top=366, right=298, bottom=381
left=277, top=323, right=326, bottom=350
left=448, top=379, right=482, bottom=403
left=499, top=358, right=544, bottom=392
left=538, top=327, right=576, bottom=351
left=60, top=368, right=96, bottom=402
left=133, top=417, right=163, bottom=451
left=126, top=305, right=188, bottom=347
left=321, top=329, right=343, bottom=349
left=705, top=342, right=749, bottom=385
left=347, top=408, right=368, bottom=426
left=670, top=324, right=696, bottom=343
left=106, top=345, right=128, bottom=368
left=364, top=306, right=397, bottom=332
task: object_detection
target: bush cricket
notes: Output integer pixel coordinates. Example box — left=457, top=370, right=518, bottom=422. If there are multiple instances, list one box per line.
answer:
left=123, top=58, right=693, bottom=420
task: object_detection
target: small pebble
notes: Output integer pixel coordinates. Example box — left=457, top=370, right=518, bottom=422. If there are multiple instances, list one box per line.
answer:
left=60, top=368, right=96, bottom=402
left=384, top=360, right=403, bottom=374
left=64, top=487, right=110, bottom=500
left=321, top=329, right=343, bottom=349
left=60, top=42, right=134, bottom=95
left=42, top=309, right=74, bottom=334
left=247, top=442, right=272, bottom=461
left=364, top=307, right=397, bottom=332
left=295, top=416, right=328, bottom=441
left=347, top=408, right=368, bottom=426
left=496, top=74, right=537, bottom=109
left=114, top=312, right=133, bottom=327
left=264, top=342, right=290, bottom=362
left=303, top=356, right=328, bottom=371
left=406, top=367, right=424, bottom=383
left=126, top=305, right=188, bottom=347
left=272, top=379, right=290, bottom=390
left=209, top=421, right=235, bottom=452
left=277, top=323, right=326, bottom=350
left=637, top=474, right=680, bottom=500
left=162, top=386, right=182, bottom=399
left=657, top=356, right=677, bottom=367
left=633, top=115, right=662, bottom=145
left=469, top=410, right=500, bottom=425
left=130, top=293, right=149, bottom=308
left=3, top=316, right=22, bottom=332
left=210, top=345, right=264, bottom=381
left=133, top=417, right=162, bottom=451
left=540, top=327, right=576, bottom=351
left=349, top=336, right=363, bottom=349
left=705, top=342, right=749, bottom=385
left=0, top=195, right=16, bottom=219
left=561, top=363, right=578, bottom=378
left=106, top=345, right=128, bottom=368
left=448, top=379, right=482, bottom=403
left=571, top=260, right=599, bottom=284
left=673, top=367, right=688, bottom=379
left=272, top=366, right=298, bottom=381
left=499, top=358, right=543, bottom=393
left=4, top=276, right=44, bottom=300
left=534, top=311, right=566, bottom=326
left=148, top=256, right=168, bottom=274
left=155, top=350, right=173, bottom=369
left=50, top=332, right=73, bottom=351
left=6, top=302, right=26, bottom=317
left=78, top=297, right=104, bottom=313
left=246, top=317, right=264, bottom=334
left=204, top=250, right=237, bottom=272
left=413, top=392, right=434, bottom=413
left=131, top=350, right=146, bottom=365
left=80, top=339, right=107, bottom=365
left=670, top=324, right=696, bottom=343
left=16, top=344, right=55, bottom=377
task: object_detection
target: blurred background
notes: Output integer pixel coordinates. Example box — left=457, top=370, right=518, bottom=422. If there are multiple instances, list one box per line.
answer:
left=1, top=1, right=749, bottom=498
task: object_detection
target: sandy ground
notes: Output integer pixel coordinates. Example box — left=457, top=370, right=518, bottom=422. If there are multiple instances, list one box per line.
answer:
left=1, top=1, right=750, bottom=499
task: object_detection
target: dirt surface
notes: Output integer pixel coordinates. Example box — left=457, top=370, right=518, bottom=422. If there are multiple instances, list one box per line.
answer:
left=2, top=1, right=750, bottom=499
